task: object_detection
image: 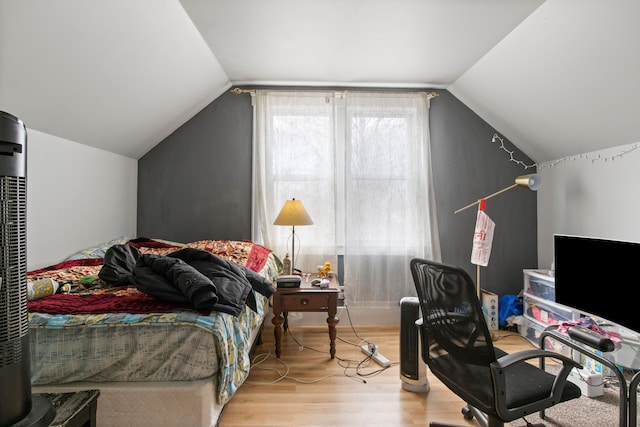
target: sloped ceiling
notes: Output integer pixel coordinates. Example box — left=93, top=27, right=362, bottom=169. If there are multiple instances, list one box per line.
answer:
left=450, top=0, right=640, bottom=162
left=1, top=0, right=638, bottom=162
left=0, top=0, right=231, bottom=159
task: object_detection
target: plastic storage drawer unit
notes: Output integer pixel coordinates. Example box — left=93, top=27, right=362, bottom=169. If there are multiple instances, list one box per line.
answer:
left=523, top=269, right=555, bottom=302
left=520, top=320, right=573, bottom=357
left=523, top=293, right=578, bottom=327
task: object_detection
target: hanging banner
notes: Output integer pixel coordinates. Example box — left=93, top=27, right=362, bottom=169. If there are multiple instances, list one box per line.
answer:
left=471, top=200, right=495, bottom=267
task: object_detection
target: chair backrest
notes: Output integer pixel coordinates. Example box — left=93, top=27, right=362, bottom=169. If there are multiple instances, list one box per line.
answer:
left=410, top=258, right=497, bottom=369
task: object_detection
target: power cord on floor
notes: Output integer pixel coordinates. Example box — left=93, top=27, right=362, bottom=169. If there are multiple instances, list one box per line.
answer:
left=286, top=328, right=325, bottom=354
left=286, top=325, right=393, bottom=375
left=246, top=351, right=344, bottom=385
left=249, top=322, right=396, bottom=386
left=520, top=416, right=544, bottom=427
left=285, top=303, right=377, bottom=360
left=337, top=302, right=397, bottom=368
left=491, top=330, right=534, bottom=345
left=341, top=300, right=372, bottom=344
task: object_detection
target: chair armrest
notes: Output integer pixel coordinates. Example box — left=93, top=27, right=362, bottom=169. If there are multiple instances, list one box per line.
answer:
left=490, top=349, right=582, bottom=420
left=493, top=348, right=581, bottom=370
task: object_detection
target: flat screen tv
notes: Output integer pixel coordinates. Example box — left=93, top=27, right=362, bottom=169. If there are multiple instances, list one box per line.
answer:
left=554, top=234, right=640, bottom=334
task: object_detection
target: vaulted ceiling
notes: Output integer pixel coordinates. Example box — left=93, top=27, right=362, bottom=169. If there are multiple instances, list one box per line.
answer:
left=1, top=0, right=638, bottom=162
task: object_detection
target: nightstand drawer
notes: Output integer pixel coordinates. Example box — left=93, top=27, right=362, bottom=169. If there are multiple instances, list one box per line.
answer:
left=280, top=293, right=330, bottom=311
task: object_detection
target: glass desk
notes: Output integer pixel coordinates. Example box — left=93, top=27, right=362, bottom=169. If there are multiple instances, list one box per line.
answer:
left=539, top=325, right=640, bottom=427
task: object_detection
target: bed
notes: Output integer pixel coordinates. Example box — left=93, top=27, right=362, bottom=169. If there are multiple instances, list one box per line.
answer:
left=27, top=237, right=280, bottom=427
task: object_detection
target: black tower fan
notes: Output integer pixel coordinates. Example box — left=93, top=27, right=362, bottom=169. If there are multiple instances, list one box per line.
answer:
left=0, top=112, right=54, bottom=426
left=399, top=297, right=429, bottom=392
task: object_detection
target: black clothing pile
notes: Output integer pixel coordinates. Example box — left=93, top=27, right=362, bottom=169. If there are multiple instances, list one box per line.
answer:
left=98, top=244, right=276, bottom=316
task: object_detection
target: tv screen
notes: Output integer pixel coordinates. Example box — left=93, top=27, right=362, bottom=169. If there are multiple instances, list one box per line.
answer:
left=554, top=234, right=640, bottom=333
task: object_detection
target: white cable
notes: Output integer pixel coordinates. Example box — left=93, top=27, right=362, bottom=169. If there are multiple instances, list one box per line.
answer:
left=246, top=351, right=344, bottom=385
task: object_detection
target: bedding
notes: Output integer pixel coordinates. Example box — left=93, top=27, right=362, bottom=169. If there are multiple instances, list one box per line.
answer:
left=27, top=238, right=280, bottom=426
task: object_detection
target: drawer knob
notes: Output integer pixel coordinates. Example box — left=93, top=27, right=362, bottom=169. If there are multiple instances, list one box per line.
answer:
left=301, top=299, right=309, bottom=305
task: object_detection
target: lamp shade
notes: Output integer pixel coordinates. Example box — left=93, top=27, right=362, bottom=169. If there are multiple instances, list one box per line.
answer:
left=515, top=174, right=541, bottom=191
left=273, top=198, right=314, bottom=226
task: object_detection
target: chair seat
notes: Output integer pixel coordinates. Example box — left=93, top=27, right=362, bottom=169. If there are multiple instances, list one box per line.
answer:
left=428, top=347, right=582, bottom=421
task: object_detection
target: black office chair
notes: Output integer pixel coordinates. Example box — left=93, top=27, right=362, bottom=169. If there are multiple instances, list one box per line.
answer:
left=409, top=258, right=582, bottom=427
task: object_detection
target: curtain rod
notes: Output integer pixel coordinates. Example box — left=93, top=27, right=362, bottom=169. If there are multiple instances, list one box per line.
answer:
left=230, top=87, right=439, bottom=99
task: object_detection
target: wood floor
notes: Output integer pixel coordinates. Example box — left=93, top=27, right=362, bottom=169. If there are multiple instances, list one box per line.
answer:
left=218, top=322, right=535, bottom=427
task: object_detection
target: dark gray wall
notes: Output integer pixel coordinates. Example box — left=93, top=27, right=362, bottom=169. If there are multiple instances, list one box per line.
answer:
left=430, top=91, right=538, bottom=296
left=138, top=88, right=537, bottom=297
left=138, top=90, right=253, bottom=242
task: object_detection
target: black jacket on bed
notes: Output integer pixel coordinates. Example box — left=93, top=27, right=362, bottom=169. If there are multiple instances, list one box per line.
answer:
left=99, top=245, right=276, bottom=315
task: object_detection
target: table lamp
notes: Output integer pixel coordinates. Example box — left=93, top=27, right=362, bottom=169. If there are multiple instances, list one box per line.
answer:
left=273, top=198, right=313, bottom=273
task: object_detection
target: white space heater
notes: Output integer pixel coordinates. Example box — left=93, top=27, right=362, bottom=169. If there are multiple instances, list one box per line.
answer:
left=399, top=297, right=429, bottom=392
left=0, top=111, right=54, bottom=426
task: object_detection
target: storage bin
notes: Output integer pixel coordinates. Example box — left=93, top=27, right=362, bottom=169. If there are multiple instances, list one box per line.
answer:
left=581, top=351, right=621, bottom=376
left=520, top=318, right=573, bottom=357
left=523, top=293, right=578, bottom=327
left=520, top=316, right=545, bottom=346
left=523, top=269, right=555, bottom=302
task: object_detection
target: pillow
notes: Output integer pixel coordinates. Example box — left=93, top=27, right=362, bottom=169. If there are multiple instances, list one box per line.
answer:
left=65, top=236, right=130, bottom=260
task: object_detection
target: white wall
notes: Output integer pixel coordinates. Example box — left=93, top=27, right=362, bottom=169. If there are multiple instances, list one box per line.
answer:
left=26, top=129, right=137, bottom=270
left=537, top=141, right=640, bottom=269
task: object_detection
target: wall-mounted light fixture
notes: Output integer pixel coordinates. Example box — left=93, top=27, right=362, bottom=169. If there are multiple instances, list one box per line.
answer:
left=455, top=174, right=541, bottom=214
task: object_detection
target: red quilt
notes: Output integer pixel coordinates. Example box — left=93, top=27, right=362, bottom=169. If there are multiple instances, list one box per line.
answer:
left=27, top=286, right=204, bottom=314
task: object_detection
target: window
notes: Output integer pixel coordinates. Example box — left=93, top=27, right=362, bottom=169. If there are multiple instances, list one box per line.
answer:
left=253, top=90, right=440, bottom=308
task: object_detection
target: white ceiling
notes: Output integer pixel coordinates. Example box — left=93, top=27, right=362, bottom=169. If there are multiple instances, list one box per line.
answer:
left=1, top=0, right=638, bottom=162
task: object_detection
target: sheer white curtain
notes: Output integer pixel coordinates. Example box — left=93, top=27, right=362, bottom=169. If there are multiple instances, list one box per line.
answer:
left=253, top=90, right=441, bottom=308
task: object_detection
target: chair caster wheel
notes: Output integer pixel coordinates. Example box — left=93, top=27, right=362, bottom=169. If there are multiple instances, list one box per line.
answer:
left=462, top=406, right=473, bottom=420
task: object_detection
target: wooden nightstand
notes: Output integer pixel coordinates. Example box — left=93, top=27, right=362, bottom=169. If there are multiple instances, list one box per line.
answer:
left=271, top=275, right=340, bottom=358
